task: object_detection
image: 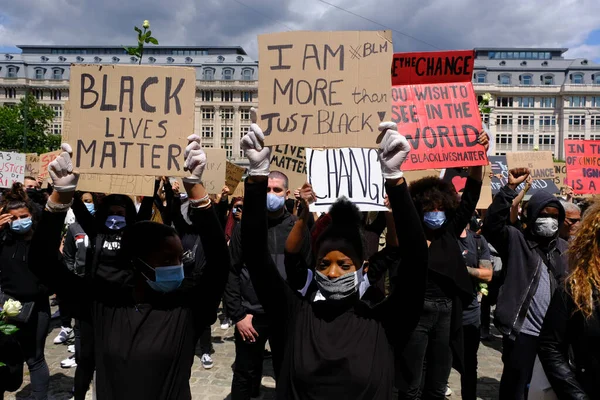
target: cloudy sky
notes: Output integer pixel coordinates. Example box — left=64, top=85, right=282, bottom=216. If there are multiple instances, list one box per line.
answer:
left=1, top=0, right=599, bottom=61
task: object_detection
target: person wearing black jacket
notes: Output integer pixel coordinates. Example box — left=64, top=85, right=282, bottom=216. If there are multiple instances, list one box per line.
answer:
left=482, top=168, right=567, bottom=400
left=537, top=199, right=600, bottom=399
left=28, top=139, right=230, bottom=400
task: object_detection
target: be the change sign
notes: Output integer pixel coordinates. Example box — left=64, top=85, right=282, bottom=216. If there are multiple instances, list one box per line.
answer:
left=66, top=65, right=195, bottom=176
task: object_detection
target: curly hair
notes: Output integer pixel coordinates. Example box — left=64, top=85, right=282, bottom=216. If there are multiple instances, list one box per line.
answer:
left=409, top=177, right=460, bottom=215
left=566, top=198, right=600, bottom=319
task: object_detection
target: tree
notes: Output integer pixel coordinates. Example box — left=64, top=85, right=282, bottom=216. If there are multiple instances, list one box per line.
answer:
left=0, top=94, right=59, bottom=154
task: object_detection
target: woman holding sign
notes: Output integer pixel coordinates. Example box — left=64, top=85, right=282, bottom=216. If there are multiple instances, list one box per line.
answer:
left=27, top=138, right=230, bottom=400
left=239, top=115, right=428, bottom=399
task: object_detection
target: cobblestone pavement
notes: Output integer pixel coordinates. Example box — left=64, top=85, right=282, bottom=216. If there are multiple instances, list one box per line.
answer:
left=6, top=306, right=502, bottom=400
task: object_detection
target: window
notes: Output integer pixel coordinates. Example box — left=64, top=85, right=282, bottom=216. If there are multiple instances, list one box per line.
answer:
left=496, top=114, right=513, bottom=131
left=112, top=56, right=120, bottom=63
left=220, top=108, right=233, bottom=120
left=570, top=96, right=586, bottom=107
left=222, top=68, right=234, bottom=80
left=200, top=90, right=214, bottom=102
left=35, top=68, right=44, bottom=80
left=572, top=73, right=584, bottom=84
left=539, top=115, right=556, bottom=131
left=569, top=115, right=585, bottom=131
left=242, top=69, right=253, bottom=81
left=148, top=57, right=156, bottom=64
left=496, top=133, right=513, bottom=151
left=517, top=134, right=534, bottom=150
left=236, top=56, right=244, bottom=63
left=185, top=57, right=193, bottom=64
left=241, top=91, right=253, bottom=102
left=52, top=68, right=63, bottom=80
left=4, top=88, right=16, bottom=98
left=201, top=126, right=214, bottom=139
left=596, top=75, right=600, bottom=84
left=50, top=90, right=61, bottom=100
left=592, top=116, right=600, bottom=131
left=201, top=108, right=214, bottom=120
left=538, top=134, right=555, bottom=151
left=52, top=105, right=62, bottom=118
left=130, top=57, right=137, bottom=63
left=240, top=109, right=251, bottom=121
left=7, top=66, right=17, bottom=78
left=499, top=74, right=511, bottom=85
left=221, top=125, right=233, bottom=139
left=496, top=97, right=513, bottom=107
left=567, top=134, right=585, bottom=140
left=517, top=97, right=534, bottom=108
left=521, top=75, right=532, bottom=85
left=592, top=97, right=600, bottom=107
left=203, top=68, right=214, bottom=80
left=540, top=97, right=556, bottom=108
left=542, top=75, right=554, bottom=85
left=34, top=89, right=44, bottom=100
left=166, top=57, right=174, bottom=63
left=50, top=123, right=61, bottom=135
left=517, top=115, right=535, bottom=131
left=590, top=134, right=600, bottom=140
left=217, top=56, right=225, bottom=63
left=221, top=91, right=233, bottom=102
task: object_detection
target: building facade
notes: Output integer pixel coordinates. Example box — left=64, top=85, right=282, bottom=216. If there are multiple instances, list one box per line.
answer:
left=473, top=47, right=600, bottom=159
left=0, top=45, right=258, bottom=164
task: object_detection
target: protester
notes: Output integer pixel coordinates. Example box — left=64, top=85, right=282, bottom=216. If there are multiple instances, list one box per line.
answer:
left=483, top=168, right=568, bottom=400
left=396, top=132, right=488, bottom=400
left=558, top=200, right=581, bottom=242
left=538, top=199, right=600, bottom=399
left=28, top=139, right=230, bottom=399
left=0, top=183, right=50, bottom=400
left=239, top=117, right=428, bottom=399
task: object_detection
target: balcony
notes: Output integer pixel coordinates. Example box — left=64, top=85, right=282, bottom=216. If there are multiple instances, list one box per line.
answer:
left=197, top=80, right=257, bottom=90
left=496, top=125, right=513, bottom=132
left=517, top=125, right=534, bottom=132
left=562, top=84, right=600, bottom=94
left=496, top=142, right=513, bottom=151
left=474, top=83, right=561, bottom=94
left=568, top=125, right=585, bottom=132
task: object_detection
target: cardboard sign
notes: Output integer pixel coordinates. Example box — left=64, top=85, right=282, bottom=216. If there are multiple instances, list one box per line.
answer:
left=25, top=153, right=40, bottom=178
left=306, top=148, right=386, bottom=212
left=404, top=169, right=442, bottom=184
left=39, top=150, right=61, bottom=185
left=199, top=148, right=227, bottom=194
left=0, top=152, right=26, bottom=189
left=564, top=140, right=600, bottom=194
left=489, top=156, right=559, bottom=196
left=506, top=151, right=554, bottom=180
left=258, top=30, right=393, bottom=148
left=270, top=145, right=307, bottom=191
left=442, top=167, right=493, bottom=210
left=225, top=162, right=246, bottom=194
left=77, top=174, right=156, bottom=196
left=66, top=64, right=196, bottom=176
left=391, top=50, right=487, bottom=170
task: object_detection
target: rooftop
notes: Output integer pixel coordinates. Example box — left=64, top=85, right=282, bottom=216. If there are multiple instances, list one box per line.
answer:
left=16, top=45, right=248, bottom=56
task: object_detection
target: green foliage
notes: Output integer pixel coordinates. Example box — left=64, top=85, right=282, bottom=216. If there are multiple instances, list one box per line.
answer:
left=0, top=94, right=59, bottom=153
left=0, top=323, right=19, bottom=336
left=123, top=20, right=159, bottom=65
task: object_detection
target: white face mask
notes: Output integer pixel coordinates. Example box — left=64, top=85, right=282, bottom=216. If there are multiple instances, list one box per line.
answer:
left=533, top=217, right=559, bottom=237
left=313, top=262, right=370, bottom=301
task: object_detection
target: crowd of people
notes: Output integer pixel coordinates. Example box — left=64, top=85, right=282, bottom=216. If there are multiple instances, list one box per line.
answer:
left=0, top=112, right=598, bottom=400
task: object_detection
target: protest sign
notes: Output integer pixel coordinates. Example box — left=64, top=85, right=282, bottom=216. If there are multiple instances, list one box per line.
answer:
left=506, top=151, right=554, bottom=180
left=198, top=148, right=226, bottom=194
left=258, top=30, right=393, bottom=148
left=66, top=64, right=195, bottom=176
left=25, top=154, right=40, bottom=178
left=403, top=169, right=442, bottom=184
left=391, top=50, right=487, bottom=170
left=77, top=174, right=155, bottom=196
left=225, top=162, right=246, bottom=194
left=306, top=148, right=386, bottom=212
left=442, top=167, right=493, bottom=209
left=39, top=150, right=61, bottom=187
left=0, top=152, right=26, bottom=189
left=553, top=162, right=567, bottom=188
left=270, top=145, right=307, bottom=191
left=489, top=156, right=559, bottom=196
left=564, top=140, right=600, bottom=194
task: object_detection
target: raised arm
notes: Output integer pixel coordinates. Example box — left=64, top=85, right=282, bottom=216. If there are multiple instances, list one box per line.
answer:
left=136, top=179, right=160, bottom=222
left=510, top=175, right=532, bottom=225
left=72, top=195, right=97, bottom=238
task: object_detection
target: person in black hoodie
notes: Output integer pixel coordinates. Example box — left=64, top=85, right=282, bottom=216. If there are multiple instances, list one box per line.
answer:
left=0, top=183, right=49, bottom=400
left=238, top=118, right=428, bottom=399
left=482, top=168, right=567, bottom=400
left=28, top=138, right=230, bottom=400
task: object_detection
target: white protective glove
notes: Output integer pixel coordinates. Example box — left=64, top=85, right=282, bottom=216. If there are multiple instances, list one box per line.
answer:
left=182, top=134, right=207, bottom=184
left=48, top=143, right=79, bottom=192
left=240, top=108, right=270, bottom=176
left=378, top=122, right=411, bottom=180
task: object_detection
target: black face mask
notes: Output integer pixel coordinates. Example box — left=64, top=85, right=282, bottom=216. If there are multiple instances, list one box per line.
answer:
left=26, top=188, right=45, bottom=205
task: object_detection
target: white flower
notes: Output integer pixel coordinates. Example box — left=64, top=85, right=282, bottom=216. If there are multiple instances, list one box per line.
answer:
left=482, top=93, right=492, bottom=102
left=143, top=20, right=150, bottom=29
left=533, top=145, right=540, bottom=151
left=2, top=299, right=22, bottom=317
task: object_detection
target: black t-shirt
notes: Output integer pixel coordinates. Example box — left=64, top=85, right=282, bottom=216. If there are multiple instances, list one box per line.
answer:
left=457, top=231, right=491, bottom=326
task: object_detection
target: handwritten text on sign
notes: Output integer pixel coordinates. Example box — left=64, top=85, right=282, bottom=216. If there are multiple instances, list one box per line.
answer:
left=391, top=50, right=486, bottom=170
left=489, top=156, right=559, bottom=195
left=39, top=150, right=61, bottom=183
left=0, top=152, right=26, bottom=189
left=258, top=30, right=393, bottom=149
left=506, top=151, right=554, bottom=180
left=270, top=145, right=307, bottom=191
left=67, top=65, right=195, bottom=176
left=565, top=140, right=600, bottom=194
left=307, top=148, right=386, bottom=212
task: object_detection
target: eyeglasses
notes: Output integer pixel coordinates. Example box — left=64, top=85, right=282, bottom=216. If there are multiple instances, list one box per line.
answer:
left=566, top=217, right=581, bottom=224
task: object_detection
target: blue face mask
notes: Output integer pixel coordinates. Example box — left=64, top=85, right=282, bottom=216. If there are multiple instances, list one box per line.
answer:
left=266, top=193, right=285, bottom=212
left=105, top=215, right=126, bottom=230
left=140, top=261, right=185, bottom=293
left=424, top=211, right=446, bottom=230
left=85, top=202, right=95, bottom=215
left=10, top=217, right=33, bottom=234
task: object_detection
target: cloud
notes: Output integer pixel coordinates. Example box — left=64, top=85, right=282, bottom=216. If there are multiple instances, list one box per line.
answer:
left=0, top=0, right=599, bottom=60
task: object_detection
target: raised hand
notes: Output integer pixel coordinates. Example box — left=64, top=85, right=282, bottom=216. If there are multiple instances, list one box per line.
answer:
left=478, top=129, right=490, bottom=151
left=378, top=122, right=411, bottom=180
left=508, top=168, right=530, bottom=188
left=48, top=143, right=79, bottom=192
left=182, top=134, right=207, bottom=184
left=241, top=107, right=270, bottom=176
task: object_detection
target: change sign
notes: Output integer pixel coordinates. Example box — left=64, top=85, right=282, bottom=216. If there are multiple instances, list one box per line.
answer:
left=258, top=30, right=393, bottom=148
left=66, top=65, right=195, bottom=176
left=391, top=50, right=487, bottom=170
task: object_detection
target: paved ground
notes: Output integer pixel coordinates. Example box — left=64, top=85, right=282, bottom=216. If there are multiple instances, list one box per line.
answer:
left=6, top=305, right=502, bottom=400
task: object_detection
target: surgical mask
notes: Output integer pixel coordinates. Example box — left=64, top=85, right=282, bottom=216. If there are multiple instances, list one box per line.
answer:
left=266, top=193, right=285, bottom=212
left=141, top=262, right=185, bottom=293
left=424, top=211, right=446, bottom=230
left=85, top=203, right=95, bottom=215
left=10, top=217, right=33, bottom=234
left=314, top=263, right=367, bottom=301
left=533, top=217, right=559, bottom=237
left=105, top=215, right=126, bottom=230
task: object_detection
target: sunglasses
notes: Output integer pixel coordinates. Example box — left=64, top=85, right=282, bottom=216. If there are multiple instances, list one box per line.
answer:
left=566, top=217, right=581, bottom=224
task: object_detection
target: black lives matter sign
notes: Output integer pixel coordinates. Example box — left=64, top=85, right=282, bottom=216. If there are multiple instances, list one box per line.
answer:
left=66, top=65, right=195, bottom=176
left=258, top=30, right=393, bottom=149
